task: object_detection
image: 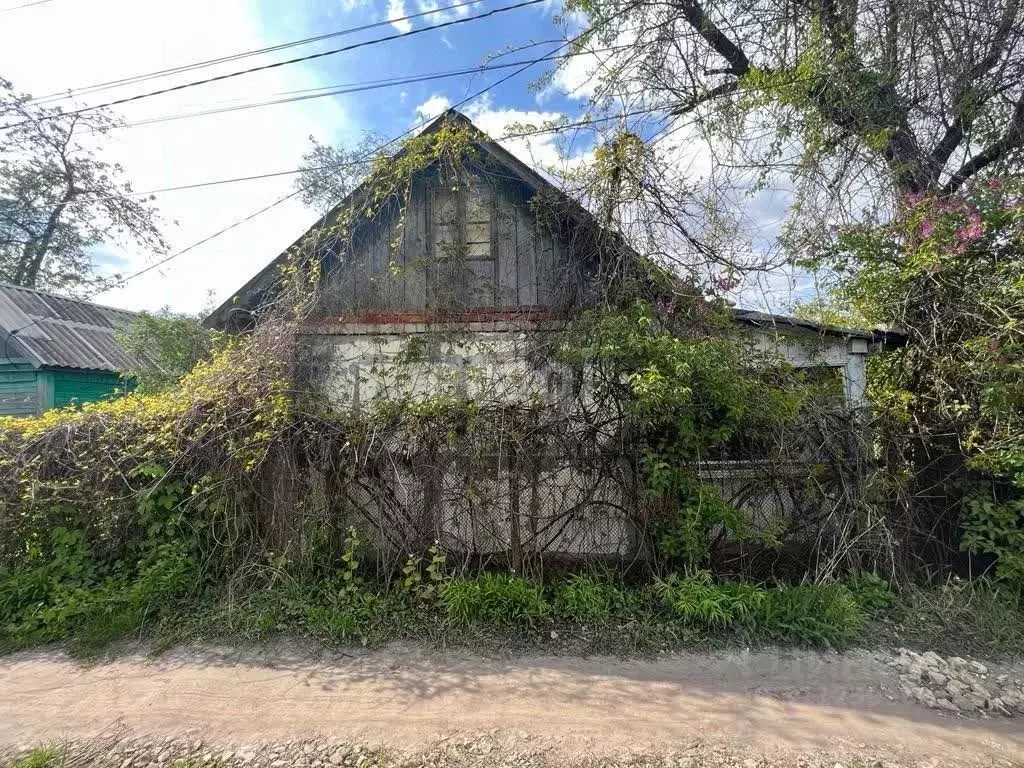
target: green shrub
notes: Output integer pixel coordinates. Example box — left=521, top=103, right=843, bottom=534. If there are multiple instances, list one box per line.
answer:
left=960, top=489, right=1024, bottom=592
left=848, top=572, right=896, bottom=611
left=442, top=573, right=548, bottom=627
left=757, top=584, right=865, bottom=645
left=552, top=574, right=633, bottom=621
left=653, top=571, right=766, bottom=628
left=653, top=571, right=865, bottom=645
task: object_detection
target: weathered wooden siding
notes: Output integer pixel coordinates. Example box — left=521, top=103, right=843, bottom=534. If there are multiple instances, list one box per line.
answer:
left=317, top=169, right=581, bottom=316
left=0, top=363, right=39, bottom=416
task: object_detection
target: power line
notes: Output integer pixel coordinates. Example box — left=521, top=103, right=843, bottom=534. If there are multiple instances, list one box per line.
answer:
left=91, top=106, right=666, bottom=201
left=29, top=0, right=492, bottom=105
left=0, top=0, right=53, bottom=14
left=6, top=38, right=576, bottom=342
left=108, top=47, right=628, bottom=131
left=1, top=0, right=547, bottom=129
left=10, top=18, right=637, bottom=338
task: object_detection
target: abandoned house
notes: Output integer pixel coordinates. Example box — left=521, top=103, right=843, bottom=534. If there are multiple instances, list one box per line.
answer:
left=206, top=109, right=897, bottom=565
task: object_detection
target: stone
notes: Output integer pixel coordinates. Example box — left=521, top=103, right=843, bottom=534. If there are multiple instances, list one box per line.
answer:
left=923, top=669, right=948, bottom=686
left=951, top=694, right=978, bottom=713
left=946, top=678, right=969, bottom=697
left=987, top=697, right=1009, bottom=715
left=934, top=698, right=959, bottom=713
left=969, top=682, right=991, bottom=700
left=913, top=687, right=937, bottom=707
left=157, top=751, right=171, bottom=763
left=948, top=657, right=970, bottom=673
left=742, top=759, right=758, bottom=768
left=908, top=664, right=929, bottom=683
left=921, top=651, right=946, bottom=669
left=969, top=660, right=988, bottom=675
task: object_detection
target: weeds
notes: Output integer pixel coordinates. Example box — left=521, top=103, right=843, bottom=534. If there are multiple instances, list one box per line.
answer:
left=552, top=574, right=634, bottom=621
left=442, top=573, right=549, bottom=627
left=653, top=571, right=866, bottom=645
left=1, top=528, right=1019, bottom=657
left=7, top=747, right=60, bottom=768
left=872, top=576, right=1024, bottom=658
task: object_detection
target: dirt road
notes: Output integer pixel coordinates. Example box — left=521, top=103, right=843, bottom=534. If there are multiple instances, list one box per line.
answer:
left=1, top=643, right=1022, bottom=766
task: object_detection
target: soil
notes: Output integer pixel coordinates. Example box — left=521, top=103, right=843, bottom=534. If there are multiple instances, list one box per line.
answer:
left=1, top=641, right=1022, bottom=767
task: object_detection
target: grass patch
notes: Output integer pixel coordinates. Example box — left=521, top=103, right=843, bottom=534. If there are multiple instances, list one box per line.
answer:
left=869, top=577, right=1024, bottom=658
left=2, top=555, right=1021, bottom=659
left=7, top=747, right=61, bottom=768
left=442, top=573, right=549, bottom=627
left=652, top=571, right=865, bottom=646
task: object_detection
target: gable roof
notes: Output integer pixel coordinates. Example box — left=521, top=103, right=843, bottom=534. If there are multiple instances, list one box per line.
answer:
left=204, top=109, right=616, bottom=330
left=0, top=283, right=143, bottom=372
left=205, top=110, right=902, bottom=345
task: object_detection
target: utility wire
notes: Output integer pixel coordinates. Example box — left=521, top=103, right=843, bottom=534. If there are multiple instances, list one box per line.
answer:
left=80, top=103, right=671, bottom=202
left=6, top=36, right=576, bottom=341
left=0, top=0, right=53, bottom=14
left=1, top=0, right=547, bottom=129
left=86, top=106, right=666, bottom=201
left=29, top=0, right=492, bottom=105
left=107, top=47, right=628, bottom=131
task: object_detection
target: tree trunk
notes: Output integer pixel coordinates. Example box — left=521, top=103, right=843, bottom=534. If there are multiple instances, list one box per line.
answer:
left=18, top=187, right=76, bottom=288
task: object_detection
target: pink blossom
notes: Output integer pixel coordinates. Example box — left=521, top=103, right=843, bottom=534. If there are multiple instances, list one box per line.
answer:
left=917, top=219, right=934, bottom=239
left=713, top=275, right=739, bottom=292
left=955, top=212, right=984, bottom=243
left=985, top=178, right=1003, bottom=190
left=906, top=191, right=924, bottom=206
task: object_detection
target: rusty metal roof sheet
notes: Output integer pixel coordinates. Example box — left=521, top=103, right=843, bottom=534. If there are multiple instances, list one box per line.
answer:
left=0, top=283, right=143, bottom=372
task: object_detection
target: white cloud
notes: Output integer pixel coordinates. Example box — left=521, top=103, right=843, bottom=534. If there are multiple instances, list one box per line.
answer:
left=0, top=0, right=349, bottom=315
left=415, top=0, right=473, bottom=23
left=415, top=94, right=453, bottom=123
left=464, top=95, right=585, bottom=173
left=387, top=0, right=413, bottom=33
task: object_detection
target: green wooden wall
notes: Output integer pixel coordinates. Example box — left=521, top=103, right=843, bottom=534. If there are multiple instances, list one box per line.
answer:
left=0, top=366, right=125, bottom=416
left=0, top=362, right=40, bottom=416
left=51, top=370, right=123, bottom=409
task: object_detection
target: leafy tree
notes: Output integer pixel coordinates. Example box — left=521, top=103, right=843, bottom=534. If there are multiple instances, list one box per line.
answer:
left=811, top=177, right=1024, bottom=572
left=117, top=309, right=214, bottom=393
left=562, top=0, right=1024, bottom=217
left=295, top=131, right=387, bottom=215
left=0, top=77, right=166, bottom=294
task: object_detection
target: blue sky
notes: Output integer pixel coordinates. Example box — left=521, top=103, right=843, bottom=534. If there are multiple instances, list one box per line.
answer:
left=0, top=0, right=596, bottom=314
left=0, top=0, right=806, bottom=313
left=249, top=0, right=581, bottom=144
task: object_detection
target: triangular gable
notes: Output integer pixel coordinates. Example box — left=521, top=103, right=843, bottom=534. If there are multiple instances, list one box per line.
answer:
left=204, top=110, right=618, bottom=329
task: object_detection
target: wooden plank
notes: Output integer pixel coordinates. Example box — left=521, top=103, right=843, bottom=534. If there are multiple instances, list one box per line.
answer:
left=464, top=259, right=496, bottom=307
left=494, top=184, right=518, bottom=308
left=404, top=178, right=428, bottom=310
left=535, top=219, right=555, bottom=307
left=514, top=191, right=537, bottom=306
left=433, top=182, right=462, bottom=308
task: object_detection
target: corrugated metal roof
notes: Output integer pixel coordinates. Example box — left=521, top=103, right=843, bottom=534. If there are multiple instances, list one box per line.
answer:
left=0, top=283, right=143, bottom=372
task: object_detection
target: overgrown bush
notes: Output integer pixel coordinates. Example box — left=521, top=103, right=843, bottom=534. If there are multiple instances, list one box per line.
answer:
left=442, top=573, right=549, bottom=627
left=653, top=571, right=865, bottom=645
left=551, top=574, right=635, bottom=621
left=807, top=178, right=1024, bottom=577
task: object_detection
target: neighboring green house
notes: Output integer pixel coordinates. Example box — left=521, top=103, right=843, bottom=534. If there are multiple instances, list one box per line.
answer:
left=0, top=283, right=141, bottom=416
